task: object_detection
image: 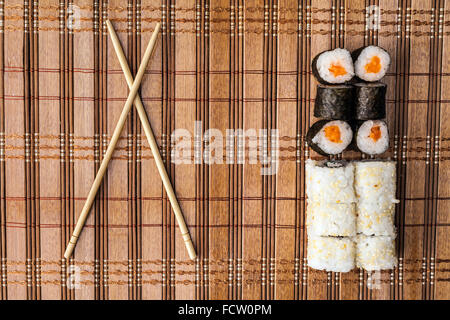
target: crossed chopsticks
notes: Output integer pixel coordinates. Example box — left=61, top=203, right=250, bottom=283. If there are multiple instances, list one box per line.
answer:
left=64, top=21, right=196, bottom=260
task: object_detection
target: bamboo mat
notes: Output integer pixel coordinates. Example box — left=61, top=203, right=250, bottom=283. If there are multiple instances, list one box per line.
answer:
left=0, top=0, right=448, bottom=300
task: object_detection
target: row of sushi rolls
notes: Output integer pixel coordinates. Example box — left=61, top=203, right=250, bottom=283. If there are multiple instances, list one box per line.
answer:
left=306, top=46, right=399, bottom=273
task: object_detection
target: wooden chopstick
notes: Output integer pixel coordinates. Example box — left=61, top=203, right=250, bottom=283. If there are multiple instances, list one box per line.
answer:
left=63, top=22, right=161, bottom=260
left=106, top=20, right=197, bottom=260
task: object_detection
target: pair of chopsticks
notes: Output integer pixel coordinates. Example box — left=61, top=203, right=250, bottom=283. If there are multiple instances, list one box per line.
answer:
left=64, top=21, right=196, bottom=260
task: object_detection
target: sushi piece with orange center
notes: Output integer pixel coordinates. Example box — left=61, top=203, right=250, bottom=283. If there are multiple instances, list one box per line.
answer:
left=353, top=45, right=390, bottom=82
left=364, top=56, right=382, bottom=74
left=355, top=120, right=389, bottom=155
left=324, top=125, right=343, bottom=143
left=312, top=48, right=354, bottom=84
left=306, top=120, right=353, bottom=156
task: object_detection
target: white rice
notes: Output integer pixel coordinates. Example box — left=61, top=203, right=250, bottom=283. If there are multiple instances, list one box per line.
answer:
left=307, top=202, right=356, bottom=237
left=306, top=159, right=356, bottom=204
left=311, top=120, right=353, bottom=155
left=356, top=235, right=397, bottom=271
left=354, top=160, right=399, bottom=206
left=356, top=120, right=389, bottom=155
left=354, top=46, right=390, bottom=82
left=357, top=201, right=396, bottom=237
left=308, top=236, right=356, bottom=272
left=316, top=48, right=354, bottom=83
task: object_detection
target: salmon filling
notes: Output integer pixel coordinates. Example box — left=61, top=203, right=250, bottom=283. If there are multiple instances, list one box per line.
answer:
left=369, top=125, right=381, bottom=142
left=328, top=62, right=347, bottom=78
left=364, top=56, right=381, bottom=74
left=324, top=125, right=342, bottom=143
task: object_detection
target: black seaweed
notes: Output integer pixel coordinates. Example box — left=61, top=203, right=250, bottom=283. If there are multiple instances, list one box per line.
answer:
left=354, top=82, right=386, bottom=120
left=314, top=84, right=355, bottom=120
left=311, top=52, right=329, bottom=85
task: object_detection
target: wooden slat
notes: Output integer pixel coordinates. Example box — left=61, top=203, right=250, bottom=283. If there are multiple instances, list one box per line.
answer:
left=0, top=0, right=448, bottom=300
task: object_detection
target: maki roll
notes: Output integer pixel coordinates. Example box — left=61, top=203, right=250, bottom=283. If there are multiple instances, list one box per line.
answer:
left=354, top=160, right=399, bottom=206
left=314, top=84, right=355, bottom=120
left=306, top=120, right=353, bottom=156
left=307, top=236, right=356, bottom=272
left=312, top=48, right=354, bottom=84
left=357, top=202, right=396, bottom=237
left=354, top=82, right=386, bottom=120
left=305, top=159, right=356, bottom=204
left=356, top=235, right=397, bottom=271
left=307, top=202, right=356, bottom=237
left=354, top=120, right=389, bottom=155
left=353, top=45, right=390, bottom=82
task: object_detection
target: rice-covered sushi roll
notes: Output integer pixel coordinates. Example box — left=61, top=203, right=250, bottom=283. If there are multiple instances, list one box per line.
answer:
left=314, top=84, right=355, bottom=120
left=354, top=82, right=386, bottom=120
left=306, top=159, right=356, bottom=204
left=306, top=120, right=353, bottom=156
left=307, top=202, right=356, bottom=237
left=312, top=48, right=354, bottom=84
left=308, top=236, right=356, bottom=272
left=356, top=235, right=397, bottom=271
left=355, top=120, right=389, bottom=155
left=354, top=160, right=399, bottom=206
left=353, top=45, right=390, bottom=82
left=357, top=201, right=396, bottom=237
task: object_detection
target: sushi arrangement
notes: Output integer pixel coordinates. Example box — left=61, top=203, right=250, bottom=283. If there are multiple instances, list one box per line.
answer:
left=306, top=160, right=356, bottom=272
left=307, top=46, right=391, bottom=156
left=306, top=159, right=399, bottom=272
left=354, top=160, right=399, bottom=271
left=306, top=46, right=399, bottom=273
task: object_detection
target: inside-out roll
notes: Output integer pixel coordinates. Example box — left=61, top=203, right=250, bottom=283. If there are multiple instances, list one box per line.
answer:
left=353, top=45, right=390, bottom=82
left=306, top=159, right=356, bottom=204
left=306, top=120, right=353, bottom=156
left=357, top=201, right=396, bottom=237
left=355, top=120, right=389, bottom=155
left=354, top=160, right=398, bottom=206
left=307, top=202, right=356, bottom=237
left=308, top=236, right=356, bottom=272
left=312, top=48, right=354, bottom=84
left=356, top=235, right=397, bottom=271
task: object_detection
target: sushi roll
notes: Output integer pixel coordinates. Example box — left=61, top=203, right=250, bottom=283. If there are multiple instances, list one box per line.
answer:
left=307, top=202, right=356, bottom=237
left=308, top=236, right=356, bottom=272
left=305, top=159, right=356, bottom=204
left=354, top=82, right=386, bottom=120
left=353, top=45, right=390, bottom=82
left=306, top=120, right=353, bottom=156
left=354, top=160, right=399, bottom=206
left=312, top=48, right=354, bottom=84
left=357, top=201, right=396, bottom=237
left=314, top=84, right=355, bottom=120
left=354, top=120, right=389, bottom=155
left=356, top=235, right=397, bottom=271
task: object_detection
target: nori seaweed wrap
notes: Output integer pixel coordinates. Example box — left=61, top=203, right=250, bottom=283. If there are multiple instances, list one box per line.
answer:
left=354, top=82, right=386, bottom=120
left=314, top=84, right=355, bottom=120
left=306, top=120, right=353, bottom=156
